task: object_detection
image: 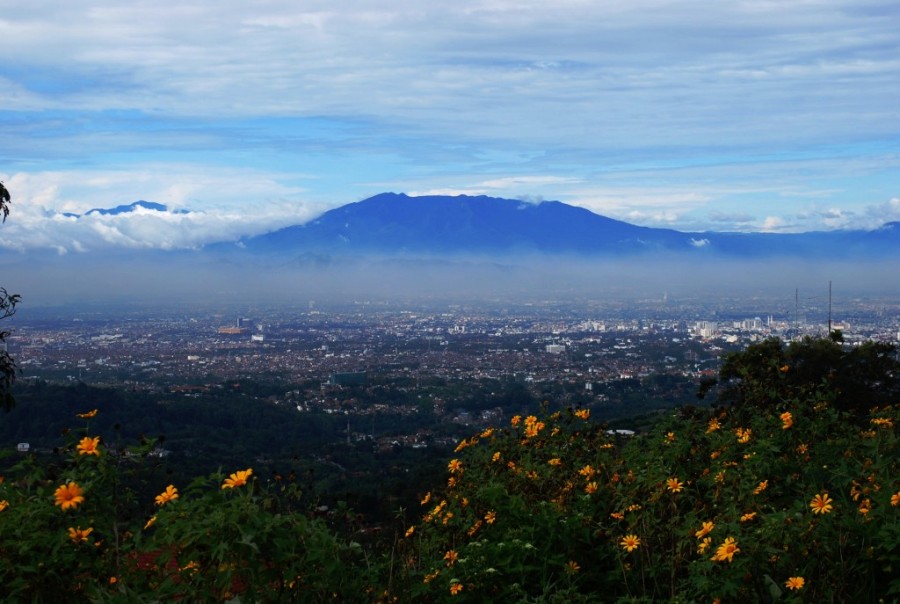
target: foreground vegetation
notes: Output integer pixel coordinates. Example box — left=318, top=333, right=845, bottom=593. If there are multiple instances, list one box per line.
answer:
left=1, top=337, right=898, bottom=602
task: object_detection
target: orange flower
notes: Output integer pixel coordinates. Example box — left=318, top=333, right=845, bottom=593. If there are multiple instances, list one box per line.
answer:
left=420, top=491, right=431, bottom=506
left=68, top=526, right=93, bottom=543
left=510, top=415, right=521, bottom=426
left=54, top=482, right=85, bottom=511
left=447, top=459, right=463, bottom=474
left=76, top=436, right=101, bottom=456
left=891, top=491, right=900, bottom=507
left=610, top=511, right=625, bottom=520
left=443, top=549, right=459, bottom=566
left=548, top=458, right=562, bottom=467
left=740, top=512, right=757, bottom=523
left=697, top=537, right=712, bottom=554
left=76, top=409, right=98, bottom=419
left=154, top=484, right=179, bottom=506
left=484, top=510, right=496, bottom=524
left=785, top=576, right=805, bottom=590
left=620, top=534, right=640, bottom=552
left=574, top=409, right=590, bottom=420
left=450, top=583, right=463, bottom=596
left=753, top=480, right=769, bottom=495
left=810, top=493, right=833, bottom=515
left=566, top=560, right=581, bottom=574
left=585, top=481, right=598, bottom=494
left=0, top=500, right=8, bottom=512
left=695, top=521, right=714, bottom=539
left=706, top=418, right=721, bottom=433
left=579, top=464, right=596, bottom=479
left=144, top=515, right=157, bottom=530
left=665, top=432, right=676, bottom=443
left=666, top=477, right=684, bottom=493
left=711, top=537, right=740, bottom=563
left=735, top=427, right=752, bottom=444
left=221, top=468, right=253, bottom=489
left=405, top=526, right=415, bottom=538
left=780, top=411, right=793, bottom=430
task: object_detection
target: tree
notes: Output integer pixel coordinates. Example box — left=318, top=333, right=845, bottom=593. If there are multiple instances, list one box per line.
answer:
left=708, top=334, right=900, bottom=415
left=1, top=180, right=21, bottom=411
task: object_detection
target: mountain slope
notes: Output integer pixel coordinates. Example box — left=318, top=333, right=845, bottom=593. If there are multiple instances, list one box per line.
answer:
left=239, top=192, right=694, bottom=256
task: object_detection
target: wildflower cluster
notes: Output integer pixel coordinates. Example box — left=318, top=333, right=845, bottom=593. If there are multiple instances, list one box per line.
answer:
left=398, top=401, right=899, bottom=602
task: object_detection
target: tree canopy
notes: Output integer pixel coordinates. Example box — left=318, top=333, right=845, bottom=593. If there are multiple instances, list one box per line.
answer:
left=710, top=334, right=900, bottom=415
left=1, top=181, right=20, bottom=411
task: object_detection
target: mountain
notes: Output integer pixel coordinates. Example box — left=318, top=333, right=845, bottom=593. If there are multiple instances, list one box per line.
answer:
left=236, top=192, right=693, bottom=256
left=62, top=200, right=186, bottom=218
left=231, top=192, right=900, bottom=259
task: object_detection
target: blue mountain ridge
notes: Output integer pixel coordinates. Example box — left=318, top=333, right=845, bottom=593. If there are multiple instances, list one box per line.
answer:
left=62, top=200, right=187, bottom=218
left=231, top=192, right=900, bottom=259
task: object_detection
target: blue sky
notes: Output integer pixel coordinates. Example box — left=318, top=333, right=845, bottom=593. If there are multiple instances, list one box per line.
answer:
left=1, top=0, right=899, bottom=252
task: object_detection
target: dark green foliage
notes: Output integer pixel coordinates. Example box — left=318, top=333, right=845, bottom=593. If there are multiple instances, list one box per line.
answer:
left=711, top=335, right=900, bottom=415
left=1, top=181, right=20, bottom=412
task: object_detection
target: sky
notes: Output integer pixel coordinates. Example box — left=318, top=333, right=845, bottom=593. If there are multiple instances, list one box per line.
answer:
left=1, top=0, right=899, bottom=253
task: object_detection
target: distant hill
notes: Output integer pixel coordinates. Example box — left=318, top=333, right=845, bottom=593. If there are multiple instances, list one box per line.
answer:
left=229, top=192, right=900, bottom=259
left=62, top=200, right=187, bottom=218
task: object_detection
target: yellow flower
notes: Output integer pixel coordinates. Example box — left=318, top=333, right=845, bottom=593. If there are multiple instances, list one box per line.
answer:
left=579, top=464, right=596, bottom=479
left=484, top=510, right=496, bottom=524
left=548, top=458, right=562, bottom=466
left=666, top=477, right=684, bottom=493
left=735, top=427, right=751, bottom=444
left=404, top=526, right=415, bottom=538
left=665, top=431, right=676, bottom=443
left=443, top=549, right=459, bottom=566
left=54, top=482, right=85, bottom=511
left=450, top=582, right=463, bottom=596
left=585, top=481, right=598, bottom=494
left=154, top=484, right=179, bottom=506
left=753, top=480, right=769, bottom=495
left=740, top=512, right=757, bottom=523
left=221, top=468, right=253, bottom=489
left=574, top=409, right=590, bottom=420
left=420, top=491, right=431, bottom=506
left=871, top=417, right=894, bottom=428
left=695, top=521, right=714, bottom=539
left=785, top=576, right=805, bottom=591
left=810, top=493, right=833, bottom=515
left=711, top=537, right=740, bottom=563
left=76, top=436, right=101, bottom=456
left=706, top=418, right=721, bottom=433
left=76, top=409, right=98, bottom=419
left=68, top=526, right=93, bottom=543
left=780, top=411, right=793, bottom=430
left=144, top=515, right=157, bottom=530
left=891, top=491, right=900, bottom=507
left=454, top=438, right=471, bottom=453
left=524, top=421, right=545, bottom=438
left=447, top=459, right=463, bottom=474
left=697, top=536, right=712, bottom=554
left=858, top=498, right=871, bottom=516
left=491, top=451, right=501, bottom=463
left=423, top=570, right=440, bottom=584
left=620, top=534, right=640, bottom=552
